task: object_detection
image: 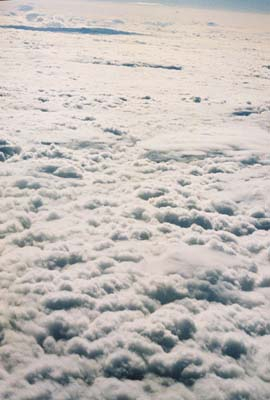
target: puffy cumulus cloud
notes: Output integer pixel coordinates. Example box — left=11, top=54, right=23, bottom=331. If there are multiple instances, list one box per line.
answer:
left=221, top=336, right=247, bottom=360
left=89, top=377, right=146, bottom=400
left=149, top=347, right=206, bottom=385
left=137, top=275, right=188, bottom=305
left=43, top=292, right=95, bottom=311
left=1, top=0, right=270, bottom=399
left=193, top=376, right=270, bottom=400
left=24, top=354, right=97, bottom=385
left=104, top=349, right=146, bottom=380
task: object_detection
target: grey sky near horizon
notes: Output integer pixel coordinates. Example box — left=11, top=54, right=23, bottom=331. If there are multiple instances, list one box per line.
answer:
left=97, top=0, right=270, bottom=13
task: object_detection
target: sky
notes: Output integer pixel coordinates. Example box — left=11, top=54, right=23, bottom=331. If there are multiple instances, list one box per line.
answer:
left=100, top=0, right=270, bottom=13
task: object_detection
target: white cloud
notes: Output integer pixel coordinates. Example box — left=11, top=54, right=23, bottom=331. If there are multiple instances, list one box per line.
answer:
left=0, top=0, right=270, bottom=399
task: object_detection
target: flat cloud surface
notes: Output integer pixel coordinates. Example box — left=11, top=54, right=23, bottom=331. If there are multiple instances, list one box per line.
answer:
left=0, top=1, right=270, bottom=399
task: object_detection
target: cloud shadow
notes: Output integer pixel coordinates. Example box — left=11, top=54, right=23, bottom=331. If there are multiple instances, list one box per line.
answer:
left=0, top=24, right=138, bottom=35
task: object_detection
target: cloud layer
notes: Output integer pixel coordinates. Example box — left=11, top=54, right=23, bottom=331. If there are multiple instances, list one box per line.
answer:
left=0, top=1, right=270, bottom=399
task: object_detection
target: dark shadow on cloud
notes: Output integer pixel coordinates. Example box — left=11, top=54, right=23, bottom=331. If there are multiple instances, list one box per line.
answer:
left=87, top=59, right=182, bottom=71
left=18, top=5, right=34, bottom=11
left=0, top=139, right=21, bottom=162
left=0, top=24, right=138, bottom=35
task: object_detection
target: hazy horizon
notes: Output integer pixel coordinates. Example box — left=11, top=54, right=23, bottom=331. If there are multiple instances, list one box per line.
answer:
left=96, top=0, right=270, bottom=13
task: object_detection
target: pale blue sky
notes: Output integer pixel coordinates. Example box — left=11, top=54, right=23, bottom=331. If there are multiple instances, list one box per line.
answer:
left=102, top=0, right=270, bottom=13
